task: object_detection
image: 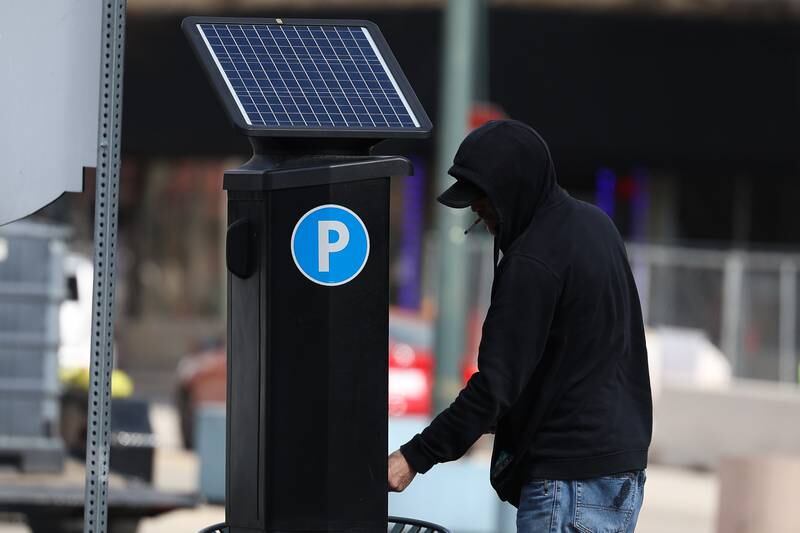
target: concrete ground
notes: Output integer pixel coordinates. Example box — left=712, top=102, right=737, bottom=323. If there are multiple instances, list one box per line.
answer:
left=137, top=471, right=717, bottom=533
left=0, top=403, right=718, bottom=532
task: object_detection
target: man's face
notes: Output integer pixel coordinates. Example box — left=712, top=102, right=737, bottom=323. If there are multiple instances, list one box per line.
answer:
left=471, top=196, right=498, bottom=235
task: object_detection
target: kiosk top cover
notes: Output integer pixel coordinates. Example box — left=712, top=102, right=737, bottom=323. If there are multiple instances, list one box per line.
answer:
left=183, top=17, right=432, bottom=139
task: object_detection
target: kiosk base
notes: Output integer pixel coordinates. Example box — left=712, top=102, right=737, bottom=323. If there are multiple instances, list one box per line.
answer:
left=223, top=156, right=411, bottom=533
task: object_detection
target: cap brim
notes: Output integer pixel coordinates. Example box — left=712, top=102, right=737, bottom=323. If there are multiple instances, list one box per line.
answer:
left=437, top=180, right=484, bottom=209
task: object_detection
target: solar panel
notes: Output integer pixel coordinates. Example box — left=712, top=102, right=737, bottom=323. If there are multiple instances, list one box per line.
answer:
left=183, top=18, right=432, bottom=138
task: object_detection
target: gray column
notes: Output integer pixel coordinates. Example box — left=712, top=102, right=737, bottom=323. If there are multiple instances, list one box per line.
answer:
left=721, top=253, right=744, bottom=377
left=433, top=0, right=484, bottom=412
left=779, top=261, right=797, bottom=383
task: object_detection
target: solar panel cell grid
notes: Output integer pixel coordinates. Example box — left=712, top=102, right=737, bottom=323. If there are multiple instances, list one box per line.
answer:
left=198, top=23, right=420, bottom=130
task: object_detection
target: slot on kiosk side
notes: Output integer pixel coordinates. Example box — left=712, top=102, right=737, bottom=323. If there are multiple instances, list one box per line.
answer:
left=182, top=17, right=448, bottom=533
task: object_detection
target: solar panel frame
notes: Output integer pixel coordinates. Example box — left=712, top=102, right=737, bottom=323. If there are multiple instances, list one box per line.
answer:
left=182, top=17, right=433, bottom=139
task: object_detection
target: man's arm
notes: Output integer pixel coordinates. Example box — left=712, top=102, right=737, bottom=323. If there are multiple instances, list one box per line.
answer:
left=398, top=254, right=561, bottom=475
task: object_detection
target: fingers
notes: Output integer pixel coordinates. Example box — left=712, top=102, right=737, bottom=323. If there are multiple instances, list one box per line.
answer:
left=388, top=450, right=416, bottom=492
left=388, top=472, right=411, bottom=492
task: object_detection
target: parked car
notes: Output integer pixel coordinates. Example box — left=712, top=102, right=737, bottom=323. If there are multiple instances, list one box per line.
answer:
left=175, top=308, right=438, bottom=448
left=388, top=339, right=433, bottom=417
left=175, top=338, right=226, bottom=449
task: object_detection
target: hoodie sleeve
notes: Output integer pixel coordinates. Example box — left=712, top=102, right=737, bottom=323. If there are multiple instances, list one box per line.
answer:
left=400, top=254, right=561, bottom=474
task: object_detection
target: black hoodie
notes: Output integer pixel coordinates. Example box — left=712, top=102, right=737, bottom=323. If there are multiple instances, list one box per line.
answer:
left=401, top=120, right=652, bottom=495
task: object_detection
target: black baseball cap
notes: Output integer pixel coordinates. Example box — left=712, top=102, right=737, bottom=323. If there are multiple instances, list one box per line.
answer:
left=437, top=179, right=485, bottom=209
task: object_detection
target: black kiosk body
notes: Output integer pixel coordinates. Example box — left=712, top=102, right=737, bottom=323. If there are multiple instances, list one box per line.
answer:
left=183, top=17, right=432, bottom=533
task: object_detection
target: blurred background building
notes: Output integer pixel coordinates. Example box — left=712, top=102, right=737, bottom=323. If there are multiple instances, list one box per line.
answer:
left=40, top=0, right=800, bottom=390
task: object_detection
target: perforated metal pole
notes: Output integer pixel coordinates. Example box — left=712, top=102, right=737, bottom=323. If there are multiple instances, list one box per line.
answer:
left=83, top=1, right=127, bottom=532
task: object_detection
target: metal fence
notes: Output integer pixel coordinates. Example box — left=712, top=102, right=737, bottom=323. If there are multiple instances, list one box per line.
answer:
left=422, top=236, right=800, bottom=384
left=629, top=243, right=799, bottom=384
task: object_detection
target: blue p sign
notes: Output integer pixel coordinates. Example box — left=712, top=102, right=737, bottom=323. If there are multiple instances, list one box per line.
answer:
left=291, top=204, right=370, bottom=286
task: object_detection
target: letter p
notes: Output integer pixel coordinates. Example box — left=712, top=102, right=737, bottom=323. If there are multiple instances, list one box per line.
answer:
left=318, top=220, right=349, bottom=272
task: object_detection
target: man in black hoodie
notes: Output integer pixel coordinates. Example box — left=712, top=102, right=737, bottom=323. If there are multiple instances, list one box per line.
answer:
left=387, top=120, right=652, bottom=532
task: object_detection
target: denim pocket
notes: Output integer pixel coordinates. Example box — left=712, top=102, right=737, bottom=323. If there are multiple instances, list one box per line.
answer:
left=526, top=478, right=551, bottom=495
left=517, top=479, right=556, bottom=532
left=574, top=474, right=637, bottom=533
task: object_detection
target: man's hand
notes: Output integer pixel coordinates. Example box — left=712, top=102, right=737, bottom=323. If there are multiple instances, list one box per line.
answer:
left=388, top=449, right=416, bottom=492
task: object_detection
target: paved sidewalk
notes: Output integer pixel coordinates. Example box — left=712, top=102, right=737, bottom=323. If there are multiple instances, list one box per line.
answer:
left=0, top=461, right=717, bottom=533
left=636, top=465, right=717, bottom=533
left=0, top=403, right=719, bottom=532
left=139, top=462, right=718, bottom=533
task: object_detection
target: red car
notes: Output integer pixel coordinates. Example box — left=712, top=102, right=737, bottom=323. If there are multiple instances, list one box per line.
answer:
left=176, top=310, right=436, bottom=448
left=388, top=339, right=433, bottom=417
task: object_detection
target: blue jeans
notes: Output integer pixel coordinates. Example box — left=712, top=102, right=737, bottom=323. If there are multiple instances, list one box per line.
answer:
left=516, top=470, right=646, bottom=533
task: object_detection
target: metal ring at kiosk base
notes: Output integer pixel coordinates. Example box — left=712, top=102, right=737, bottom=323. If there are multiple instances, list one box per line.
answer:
left=197, top=523, right=227, bottom=533
left=388, top=516, right=451, bottom=533
left=198, top=517, right=451, bottom=533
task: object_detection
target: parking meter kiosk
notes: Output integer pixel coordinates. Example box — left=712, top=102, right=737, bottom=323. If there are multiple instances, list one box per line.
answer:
left=183, top=18, right=432, bottom=533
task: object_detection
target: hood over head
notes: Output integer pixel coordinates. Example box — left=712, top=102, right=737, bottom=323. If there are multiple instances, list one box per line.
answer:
left=445, top=119, right=564, bottom=252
